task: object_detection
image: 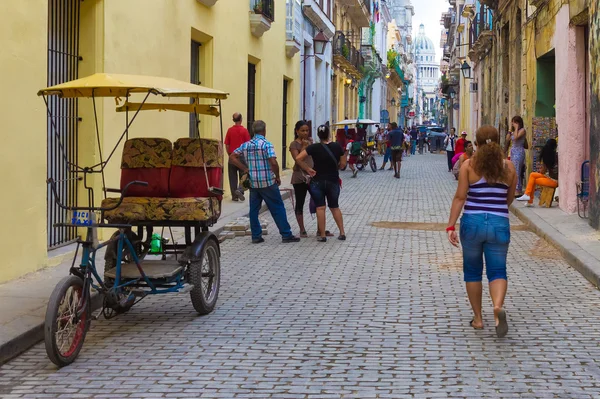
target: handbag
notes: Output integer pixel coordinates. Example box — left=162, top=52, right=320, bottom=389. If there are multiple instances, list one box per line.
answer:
left=524, top=137, right=529, bottom=150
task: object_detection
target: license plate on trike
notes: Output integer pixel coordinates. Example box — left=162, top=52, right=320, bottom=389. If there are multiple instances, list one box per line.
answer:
left=71, top=211, right=93, bottom=226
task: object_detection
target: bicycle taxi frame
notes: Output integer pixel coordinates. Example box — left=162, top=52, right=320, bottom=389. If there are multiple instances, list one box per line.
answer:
left=39, top=73, right=228, bottom=367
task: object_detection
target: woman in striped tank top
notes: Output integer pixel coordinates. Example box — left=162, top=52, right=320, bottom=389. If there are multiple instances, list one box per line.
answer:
left=447, top=125, right=517, bottom=338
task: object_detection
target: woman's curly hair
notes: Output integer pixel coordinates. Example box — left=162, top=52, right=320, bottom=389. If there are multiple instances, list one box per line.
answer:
left=472, top=125, right=509, bottom=184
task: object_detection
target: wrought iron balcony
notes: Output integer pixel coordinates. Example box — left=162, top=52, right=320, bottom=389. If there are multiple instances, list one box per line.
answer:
left=468, top=4, right=493, bottom=60
left=250, top=0, right=274, bottom=37
left=251, top=0, right=275, bottom=22
left=333, top=31, right=365, bottom=77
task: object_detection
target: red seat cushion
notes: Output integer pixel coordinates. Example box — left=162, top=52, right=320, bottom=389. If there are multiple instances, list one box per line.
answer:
left=120, top=168, right=171, bottom=197
left=170, top=166, right=222, bottom=199
left=120, top=138, right=173, bottom=197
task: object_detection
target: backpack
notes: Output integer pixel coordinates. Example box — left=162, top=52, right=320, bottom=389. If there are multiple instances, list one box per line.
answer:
left=350, top=141, right=362, bottom=156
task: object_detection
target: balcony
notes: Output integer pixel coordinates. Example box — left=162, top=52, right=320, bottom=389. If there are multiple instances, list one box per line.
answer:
left=468, top=5, right=494, bottom=60
left=333, top=31, right=365, bottom=78
left=250, top=0, right=274, bottom=38
left=336, top=0, right=371, bottom=27
left=285, top=0, right=301, bottom=57
left=302, top=0, right=335, bottom=39
left=196, top=0, right=218, bottom=6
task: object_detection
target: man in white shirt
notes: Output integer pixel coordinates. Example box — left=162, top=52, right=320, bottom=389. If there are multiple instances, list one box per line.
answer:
left=444, top=128, right=457, bottom=172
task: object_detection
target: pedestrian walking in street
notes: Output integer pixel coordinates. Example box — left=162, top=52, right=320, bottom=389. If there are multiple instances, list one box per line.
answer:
left=289, top=120, right=313, bottom=237
left=230, top=120, right=300, bottom=244
left=225, top=112, right=251, bottom=201
left=403, top=129, right=411, bottom=157
left=509, top=116, right=527, bottom=196
left=455, top=131, right=468, bottom=155
left=388, top=122, right=404, bottom=179
left=379, top=131, right=394, bottom=171
left=517, top=138, right=558, bottom=206
left=410, top=126, right=418, bottom=155
left=447, top=125, right=517, bottom=338
left=296, top=125, right=347, bottom=242
left=444, top=128, right=457, bottom=172
left=346, top=139, right=361, bottom=178
left=418, top=129, right=426, bottom=154
left=452, top=141, right=473, bottom=180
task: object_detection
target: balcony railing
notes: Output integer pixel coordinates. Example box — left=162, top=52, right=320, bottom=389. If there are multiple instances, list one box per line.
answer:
left=251, top=0, right=275, bottom=22
left=333, top=31, right=365, bottom=73
left=469, top=4, right=493, bottom=48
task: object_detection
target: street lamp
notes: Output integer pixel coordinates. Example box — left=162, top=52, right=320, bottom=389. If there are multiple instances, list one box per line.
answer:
left=313, top=30, right=329, bottom=55
left=391, top=98, right=397, bottom=107
left=461, top=60, right=472, bottom=79
left=345, top=78, right=352, bottom=86
left=448, top=87, right=456, bottom=99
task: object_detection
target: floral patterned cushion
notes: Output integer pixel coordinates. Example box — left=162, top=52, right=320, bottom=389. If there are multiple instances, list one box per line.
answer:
left=121, top=138, right=173, bottom=169
left=102, top=197, right=221, bottom=224
left=172, top=138, right=223, bottom=168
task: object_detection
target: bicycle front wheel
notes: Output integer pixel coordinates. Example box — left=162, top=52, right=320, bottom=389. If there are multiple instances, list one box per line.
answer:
left=370, top=156, right=377, bottom=172
left=44, top=275, right=91, bottom=367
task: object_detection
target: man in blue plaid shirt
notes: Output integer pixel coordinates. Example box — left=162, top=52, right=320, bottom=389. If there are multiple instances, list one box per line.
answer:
left=230, top=120, right=300, bottom=244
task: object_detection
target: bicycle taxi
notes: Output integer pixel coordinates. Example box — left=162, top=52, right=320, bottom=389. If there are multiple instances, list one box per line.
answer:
left=38, top=73, right=228, bottom=366
left=333, top=119, right=379, bottom=172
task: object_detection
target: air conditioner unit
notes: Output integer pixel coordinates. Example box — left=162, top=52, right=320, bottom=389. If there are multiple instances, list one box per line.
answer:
left=470, top=82, right=478, bottom=93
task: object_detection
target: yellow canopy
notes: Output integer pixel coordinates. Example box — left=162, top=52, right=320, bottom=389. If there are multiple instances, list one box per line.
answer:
left=37, top=73, right=229, bottom=99
left=115, top=102, right=220, bottom=116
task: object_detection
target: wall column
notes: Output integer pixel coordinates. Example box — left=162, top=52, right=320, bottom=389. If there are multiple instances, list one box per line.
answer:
left=555, top=5, right=586, bottom=214
left=589, top=0, right=600, bottom=228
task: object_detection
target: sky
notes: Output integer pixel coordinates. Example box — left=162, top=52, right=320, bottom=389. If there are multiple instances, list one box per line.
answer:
left=411, top=0, right=450, bottom=63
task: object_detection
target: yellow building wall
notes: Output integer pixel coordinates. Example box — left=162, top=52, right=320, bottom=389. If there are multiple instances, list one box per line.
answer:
left=0, top=1, right=49, bottom=283
left=0, top=0, right=300, bottom=283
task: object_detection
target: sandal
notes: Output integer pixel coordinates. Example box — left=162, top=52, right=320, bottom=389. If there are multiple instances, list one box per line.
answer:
left=470, top=319, right=483, bottom=330
left=300, top=231, right=308, bottom=238
left=495, top=309, right=508, bottom=338
left=317, top=230, right=335, bottom=237
left=317, top=237, right=327, bottom=243
left=338, top=235, right=346, bottom=241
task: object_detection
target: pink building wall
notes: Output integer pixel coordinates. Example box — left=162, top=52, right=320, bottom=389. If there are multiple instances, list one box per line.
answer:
left=554, top=5, right=587, bottom=214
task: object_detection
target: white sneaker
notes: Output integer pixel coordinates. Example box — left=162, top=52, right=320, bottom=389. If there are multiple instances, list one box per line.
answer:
left=516, top=194, right=531, bottom=202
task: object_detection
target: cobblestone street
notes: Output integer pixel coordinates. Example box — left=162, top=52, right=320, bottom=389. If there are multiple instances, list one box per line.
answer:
left=2, top=153, right=600, bottom=398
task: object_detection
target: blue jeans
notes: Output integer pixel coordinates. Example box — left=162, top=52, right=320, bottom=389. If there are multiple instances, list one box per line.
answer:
left=410, top=140, right=417, bottom=155
left=383, top=147, right=392, bottom=163
left=309, top=180, right=341, bottom=209
left=460, top=213, right=510, bottom=283
left=249, top=185, right=293, bottom=240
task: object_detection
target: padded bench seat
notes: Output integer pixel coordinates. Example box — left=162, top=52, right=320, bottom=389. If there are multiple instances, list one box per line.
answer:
left=102, top=196, right=221, bottom=224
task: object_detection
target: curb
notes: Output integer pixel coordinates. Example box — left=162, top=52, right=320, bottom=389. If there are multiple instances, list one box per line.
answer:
left=0, top=188, right=293, bottom=366
left=0, top=293, right=103, bottom=366
left=510, top=204, right=600, bottom=289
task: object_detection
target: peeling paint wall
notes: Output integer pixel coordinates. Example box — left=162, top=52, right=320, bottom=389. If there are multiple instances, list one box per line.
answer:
left=589, top=0, right=600, bottom=228
left=554, top=5, right=587, bottom=214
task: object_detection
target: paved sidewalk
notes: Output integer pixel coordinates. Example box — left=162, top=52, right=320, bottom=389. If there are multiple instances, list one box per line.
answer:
left=511, top=201, right=600, bottom=288
left=3, top=153, right=600, bottom=398
left=0, top=173, right=293, bottom=365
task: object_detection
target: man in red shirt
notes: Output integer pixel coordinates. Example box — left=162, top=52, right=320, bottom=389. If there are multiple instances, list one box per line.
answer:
left=225, top=113, right=251, bottom=201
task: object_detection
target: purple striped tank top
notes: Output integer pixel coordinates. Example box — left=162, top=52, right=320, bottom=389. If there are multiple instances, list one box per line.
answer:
left=464, top=177, right=509, bottom=218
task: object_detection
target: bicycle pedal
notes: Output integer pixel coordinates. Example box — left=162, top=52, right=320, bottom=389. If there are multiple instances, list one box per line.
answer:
left=178, top=284, right=194, bottom=294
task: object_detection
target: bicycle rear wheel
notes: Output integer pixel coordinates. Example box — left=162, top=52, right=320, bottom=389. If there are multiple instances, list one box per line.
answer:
left=45, top=275, right=91, bottom=367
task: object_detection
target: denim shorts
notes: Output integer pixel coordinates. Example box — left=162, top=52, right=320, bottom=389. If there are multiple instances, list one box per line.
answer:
left=460, top=213, right=510, bottom=283
left=309, top=179, right=340, bottom=209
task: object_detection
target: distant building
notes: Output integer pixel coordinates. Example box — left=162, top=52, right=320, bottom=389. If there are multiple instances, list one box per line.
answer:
left=414, top=24, right=439, bottom=124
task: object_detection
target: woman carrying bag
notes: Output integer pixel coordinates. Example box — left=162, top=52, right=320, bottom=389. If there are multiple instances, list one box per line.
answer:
left=296, top=125, right=347, bottom=242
